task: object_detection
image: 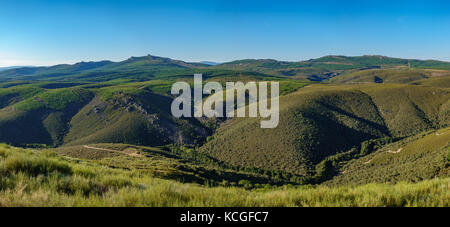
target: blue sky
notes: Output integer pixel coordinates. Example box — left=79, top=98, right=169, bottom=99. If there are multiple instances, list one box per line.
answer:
left=1, top=0, right=450, bottom=66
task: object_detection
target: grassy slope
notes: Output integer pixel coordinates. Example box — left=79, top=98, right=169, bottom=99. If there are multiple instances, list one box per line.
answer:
left=326, top=127, right=450, bottom=186
left=0, top=88, right=94, bottom=146
left=359, top=84, right=449, bottom=136
left=0, top=144, right=447, bottom=207
left=63, top=88, right=208, bottom=147
left=52, top=143, right=292, bottom=186
left=0, top=85, right=44, bottom=109
left=330, top=69, right=429, bottom=84
left=330, top=69, right=450, bottom=84
left=200, top=84, right=450, bottom=176
left=411, top=75, right=450, bottom=88
left=0, top=76, right=309, bottom=148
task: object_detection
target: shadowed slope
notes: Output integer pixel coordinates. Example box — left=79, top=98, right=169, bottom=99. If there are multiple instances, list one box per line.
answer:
left=0, top=88, right=94, bottom=146
left=64, top=89, right=208, bottom=147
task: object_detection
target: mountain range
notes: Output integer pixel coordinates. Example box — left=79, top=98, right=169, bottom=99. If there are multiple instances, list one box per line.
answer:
left=0, top=66, right=29, bottom=72
left=2, top=54, right=450, bottom=82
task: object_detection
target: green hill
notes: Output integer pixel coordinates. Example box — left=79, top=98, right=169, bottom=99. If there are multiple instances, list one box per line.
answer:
left=330, top=69, right=428, bottom=84
left=63, top=88, right=209, bottom=147
left=214, top=55, right=450, bottom=80
left=0, top=83, right=212, bottom=148
left=326, top=127, right=450, bottom=186
left=0, top=85, right=44, bottom=109
left=0, top=88, right=94, bottom=146
left=411, top=75, right=450, bottom=88
left=330, top=68, right=450, bottom=84
left=0, top=61, right=113, bottom=79
left=199, top=84, right=450, bottom=178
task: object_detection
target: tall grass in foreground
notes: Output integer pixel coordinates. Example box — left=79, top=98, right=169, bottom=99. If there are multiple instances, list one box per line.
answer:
left=0, top=144, right=448, bottom=207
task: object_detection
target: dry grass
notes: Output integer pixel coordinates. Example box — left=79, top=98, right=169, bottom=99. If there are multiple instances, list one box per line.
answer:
left=0, top=144, right=448, bottom=207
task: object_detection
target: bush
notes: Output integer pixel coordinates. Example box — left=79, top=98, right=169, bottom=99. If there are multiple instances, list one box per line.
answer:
left=72, top=165, right=96, bottom=178
left=41, top=150, right=58, bottom=158
left=4, top=154, right=72, bottom=176
left=238, top=179, right=253, bottom=189
left=101, top=175, right=133, bottom=188
left=56, top=175, right=108, bottom=196
left=0, top=148, right=11, bottom=158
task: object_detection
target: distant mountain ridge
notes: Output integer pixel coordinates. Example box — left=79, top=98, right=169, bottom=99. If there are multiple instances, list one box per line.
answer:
left=0, top=66, right=31, bottom=72
left=1, top=54, right=450, bottom=82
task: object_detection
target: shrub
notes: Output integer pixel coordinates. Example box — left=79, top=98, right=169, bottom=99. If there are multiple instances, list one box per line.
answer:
left=41, top=150, right=58, bottom=158
left=56, top=175, right=108, bottom=196
left=0, top=148, right=11, bottom=158
left=101, top=175, right=133, bottom=188
left=72, top=165, right=96, bottom=178
left=238, top=179, right=253, bottom=189
left=4, top=154, right=72, bottom=176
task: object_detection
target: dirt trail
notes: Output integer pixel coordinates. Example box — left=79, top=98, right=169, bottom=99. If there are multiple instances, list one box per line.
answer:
left=83, top=145, right=142, bottom=157
left=387, top=148, right=403, bottom=154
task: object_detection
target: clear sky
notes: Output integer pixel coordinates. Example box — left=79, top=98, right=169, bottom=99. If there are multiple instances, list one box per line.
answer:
left=1, top=0, right=450, bottom=67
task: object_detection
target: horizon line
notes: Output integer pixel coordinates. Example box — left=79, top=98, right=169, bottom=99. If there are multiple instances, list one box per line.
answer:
left=1, top=54, right=450, bottom=68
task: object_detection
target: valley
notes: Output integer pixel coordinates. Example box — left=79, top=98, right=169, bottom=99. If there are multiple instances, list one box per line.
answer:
left=0, top=55, right=448, bottom=206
